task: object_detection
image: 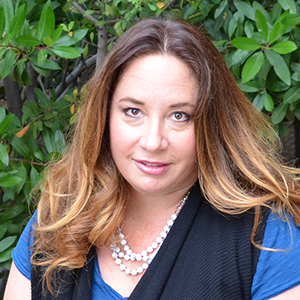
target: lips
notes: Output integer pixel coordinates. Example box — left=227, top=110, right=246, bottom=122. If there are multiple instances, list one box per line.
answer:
left=134, top=160, right=171, bottom=175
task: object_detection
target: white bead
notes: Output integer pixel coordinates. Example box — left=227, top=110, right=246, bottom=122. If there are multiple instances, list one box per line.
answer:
left=137, top=267, right=143, bottom=273
left=164, top=225, right=170, bottom=232
left=142, top=263, right=148, bottom=270
left=118, top=252, right=124, bottom=258
left=171, top=214, right=177, bottom=220
left=152, top=242, right=158, bottom=249
left=141, top=250, right=147, bottom=256
left=115, top=247, right=120, bottom=253
left=121, top=239, right=127, bottom=246
left=160, top=231, right=167, bottom=238
left=120, top=264, right=126, bottom=271
left=156, top=237, right=163, bottom=243
left=147, top=246, right=153, bottom=253
left=126, top=249, right=132, bottom=255
left=142, top=255, right=149, bottom=262
left=111, top=242, right=117, bottom=247
left=125, top=268, right=131, bottom=275
left=147, top=258, right=152, bottom=264
left=136, top=254, right=142, bottom=261
left=130, top=253, right=136, bottom=260
left=119, top=233, right=124, bottom=239
left=112, top=252, right=118, bottom=259
left=115, top=258, right=122, bottom=265
left=167, top=220, right=174, bottom=226
left=149, top=253, right=156, bottom=259
left=124, top=255, right=130, bottom=261
left=123, top=245, right=129, bottom=251
left=131, top=269, right=138, bottom=276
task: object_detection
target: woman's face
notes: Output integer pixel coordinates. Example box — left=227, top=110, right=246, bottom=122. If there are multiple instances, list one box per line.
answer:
left=109, top=54, right=198, bottom=198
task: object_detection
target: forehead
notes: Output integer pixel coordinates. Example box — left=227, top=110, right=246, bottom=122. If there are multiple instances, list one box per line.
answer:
left=120, top=54, right=195, bottom=83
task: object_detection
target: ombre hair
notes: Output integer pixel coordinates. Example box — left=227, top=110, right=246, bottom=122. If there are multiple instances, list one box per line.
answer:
left=32, top=18, right=300, bottom=291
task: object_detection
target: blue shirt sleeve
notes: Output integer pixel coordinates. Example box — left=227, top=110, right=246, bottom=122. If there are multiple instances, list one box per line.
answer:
left=12, top=210, right=37, bottom=280
left=251, top=210, right=300, bottom=299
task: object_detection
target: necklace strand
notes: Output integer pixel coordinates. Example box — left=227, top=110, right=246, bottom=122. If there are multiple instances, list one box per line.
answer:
left=110, top=192, right=189, bottom=276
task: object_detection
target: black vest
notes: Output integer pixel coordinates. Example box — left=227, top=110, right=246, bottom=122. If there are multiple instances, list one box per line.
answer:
left=31, top=182, right=267, bottom=300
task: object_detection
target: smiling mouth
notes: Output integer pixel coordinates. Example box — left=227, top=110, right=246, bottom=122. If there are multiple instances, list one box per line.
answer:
left=142, top=162, right=164, bottom=167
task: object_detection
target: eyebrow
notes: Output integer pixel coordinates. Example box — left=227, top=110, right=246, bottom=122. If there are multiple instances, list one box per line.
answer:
left=119, top=98, right=195, bottom=108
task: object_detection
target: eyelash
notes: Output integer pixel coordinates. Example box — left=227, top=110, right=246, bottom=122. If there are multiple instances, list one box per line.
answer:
left=170, top=111, right=191, bottom=122
left=123, top=108, right=191, bottom=122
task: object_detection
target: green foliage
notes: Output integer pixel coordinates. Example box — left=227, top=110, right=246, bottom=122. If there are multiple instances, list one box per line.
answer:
left=1, top=0, right=300, bottom=281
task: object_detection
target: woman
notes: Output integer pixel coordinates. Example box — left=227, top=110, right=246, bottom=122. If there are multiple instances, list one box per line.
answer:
left=4, top=18, right=300, bottom=300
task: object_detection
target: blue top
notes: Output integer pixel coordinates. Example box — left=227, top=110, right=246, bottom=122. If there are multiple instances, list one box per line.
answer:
left=12, top=210, right=300, bottom=300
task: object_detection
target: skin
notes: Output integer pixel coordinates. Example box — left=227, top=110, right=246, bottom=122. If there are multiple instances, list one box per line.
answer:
left=4, top=53, right=300, bottom=299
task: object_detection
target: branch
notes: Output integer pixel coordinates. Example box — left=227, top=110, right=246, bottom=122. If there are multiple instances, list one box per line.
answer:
left=55, top=54, right=97, bottom=98
left=10, top=158, right=48, bottom=167
left=71, top=1, right=99, bottom=25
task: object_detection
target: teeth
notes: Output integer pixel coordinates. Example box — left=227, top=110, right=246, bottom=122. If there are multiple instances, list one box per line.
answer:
left=143, top=162, right=160, bottom=167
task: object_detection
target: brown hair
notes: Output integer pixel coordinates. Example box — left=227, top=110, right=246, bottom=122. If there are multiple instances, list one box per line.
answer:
left=33, top=18, right=300, bottom=291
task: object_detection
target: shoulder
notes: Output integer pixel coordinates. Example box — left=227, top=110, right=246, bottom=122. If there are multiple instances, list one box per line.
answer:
left=11, top=210, right=37, bottom=280
left=251, top=210, right=300, bottom=300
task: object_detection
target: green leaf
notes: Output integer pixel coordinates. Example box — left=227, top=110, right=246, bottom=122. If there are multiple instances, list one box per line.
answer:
left=1, top=49, right=15, bottom=79
left=277, top=0, right=297, bottom=14
left=238, top=81, right=260, bottom=93
left=253, top=93, right=264, bottom=111
left=34, top=88, right=49, bottom=107
left=271, top=103, right=289, bottom=124
left=269, top=21, right=287, bottom=44
left=30, top=166, right=39, bottom=190
left=83, top=9, right=95, bottom=17
left=35, top=59, right=61, bottom=71
left=215, top=0, right=228, bottom=18
left=8, top=3, right=26, bottom=37
left=51, top=46, right=81, bottom=59
left=15, top=35, right=41, bottom=47
left=263, top=93, right=274, bottom=112
left=0, top=106, right=6, bottom=123
left=242, top=52, right=264, bottom=82
left=232, top=37, right=261, bottom=51
left=2, top=0, right=14, bottom=33
left=255, top=10, right=268, bottom=42
left=272, top=41, right=297, bottom=54
left=0, top=175, right=23, bottom=188
left=37, top=0, right=55, bottom=40
left=264, top=50, right=291, bottom=86
left=52, top=26, right=63, bottom=43
left=15, top=163, right=27, bottom=193
left=0, top=8, right=5, bottom=38
left=282, top=13, right=300, bottom=26
left=0, top=204, right=25, bottom=220
left=283, top=86, right=300, bottom=104
left=0, top=248, right=13, bottom=263
left=228, top=16, right=237, bottom=38
left=244, top=20, right=254, bottom=38
left=0, top=143, right=9, bottom=166
left=43, top=36, right=53, bottom=47
left=0, top=236, right=17, bottom=253
left=37, top=49, right=48, bottom=65
left=43, top=128, right=53, bottom=153
left=0, top=114, right=14, bottom=135
left=10, top=136, right=31, bottom=158
left=114, top=20, right=124, bottom=37
left=234, top=0, right=255, bottom=20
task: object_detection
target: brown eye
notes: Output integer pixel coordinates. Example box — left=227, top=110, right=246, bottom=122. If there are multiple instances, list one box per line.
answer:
left=174, top=112, right=183, bottom=120
left=131, top=109, right=139, bottom=115
left=171, top=112, right=190, bottom=122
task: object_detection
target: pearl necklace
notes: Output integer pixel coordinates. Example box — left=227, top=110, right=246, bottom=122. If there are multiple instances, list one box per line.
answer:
left=110, top=192, right=189, bottom=276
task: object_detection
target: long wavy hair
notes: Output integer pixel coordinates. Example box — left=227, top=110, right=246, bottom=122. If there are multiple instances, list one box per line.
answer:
left=32, top=18, right=300, bottom=291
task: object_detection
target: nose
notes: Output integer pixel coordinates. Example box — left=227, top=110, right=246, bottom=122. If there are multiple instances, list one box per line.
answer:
left=139, top=118, right=168, bottom=151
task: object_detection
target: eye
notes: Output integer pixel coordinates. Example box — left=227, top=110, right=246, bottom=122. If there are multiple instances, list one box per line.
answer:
left=171, top=112, right=190, bottom=122
left=124, top=108, right=142, bottom=117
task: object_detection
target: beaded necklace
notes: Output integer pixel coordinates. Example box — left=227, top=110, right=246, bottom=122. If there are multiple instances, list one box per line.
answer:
left=110, top=192, right=189, bottom=276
